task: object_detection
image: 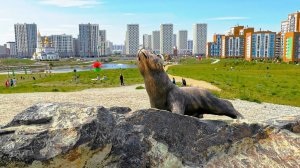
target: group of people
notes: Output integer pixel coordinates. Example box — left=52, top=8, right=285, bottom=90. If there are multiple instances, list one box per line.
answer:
left=172, top=77, right=187, bottom=87
left=5, top=78, right=17, bottom=88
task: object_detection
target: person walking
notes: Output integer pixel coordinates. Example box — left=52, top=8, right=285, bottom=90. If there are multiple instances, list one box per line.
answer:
left=120, top=74, right=124, bottom=86
left=172, top=77, right=176, bottom=85
left=10, top=79, right=13, bottom=87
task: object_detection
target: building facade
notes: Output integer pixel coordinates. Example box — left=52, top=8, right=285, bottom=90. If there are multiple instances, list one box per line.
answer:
left=125, top=24, right=139, bottom=56
left=275, top=33, right=282, bottom=59
left=79, top=23, right=99, bottom=57
left=172, top=34, right=177, bottom=48
left=160, top=24, right=173, bottom=55
left=187, top=40, right=193, bottom=54
left=152, top=31, right=160, bottom=54
left=177, top=30, right=188, bottom=55
left=6, top=42, right=17, bottom=57
left=49, top=34, right=73, bottom=58
left=0, top=45, right=8, bottom=58
left=283, top=32, right=300, bottom=62
left=245, top=31, right=276, bottom=61
left=14, top=23, right=37, bottom=58
left=193, top=23, right=207, bottom=56
left=112, top=45, right=125, bottom=55
left=206, top=34, right=223, bottom=57
left=73, top=38, right=80, bottom=57
left=222, top=35, right=244, bottom=58
left=143, top=34, right=152, bottom=50
left=98, top=30, right=107, bottom=56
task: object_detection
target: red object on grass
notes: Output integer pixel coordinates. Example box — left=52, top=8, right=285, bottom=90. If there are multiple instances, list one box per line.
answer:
left=92, top=62, right=102, bottom=68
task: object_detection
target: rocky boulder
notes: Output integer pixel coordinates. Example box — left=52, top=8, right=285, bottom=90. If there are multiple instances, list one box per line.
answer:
left=0, top=103, right=299, bottom=168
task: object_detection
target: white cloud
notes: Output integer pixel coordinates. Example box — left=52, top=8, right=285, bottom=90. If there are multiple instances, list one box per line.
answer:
left=39, top=0, right=102, bottom=8
left=207, top=17, right=250, bottom=21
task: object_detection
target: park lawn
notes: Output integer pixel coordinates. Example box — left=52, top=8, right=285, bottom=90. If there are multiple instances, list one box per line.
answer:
left=0, top=59, right=36, bottom=66
left=0, top=68, right=143, bottom=94
left=168, top=58, right=300, bottom=107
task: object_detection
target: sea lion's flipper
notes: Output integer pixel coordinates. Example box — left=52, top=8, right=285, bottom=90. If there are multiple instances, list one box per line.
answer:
left=170, top=101, right=185, bottom=115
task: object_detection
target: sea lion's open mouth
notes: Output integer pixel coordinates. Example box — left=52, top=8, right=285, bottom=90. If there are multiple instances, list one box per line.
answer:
left=138, top=49, right=148, bottom=60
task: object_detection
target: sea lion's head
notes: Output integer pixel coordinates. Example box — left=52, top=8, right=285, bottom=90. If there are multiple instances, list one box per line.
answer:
left=137, top=49, right=164, bottom=75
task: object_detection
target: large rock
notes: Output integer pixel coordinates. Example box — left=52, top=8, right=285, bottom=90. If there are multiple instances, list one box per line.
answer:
left=0, top=103, right=299, bottom=168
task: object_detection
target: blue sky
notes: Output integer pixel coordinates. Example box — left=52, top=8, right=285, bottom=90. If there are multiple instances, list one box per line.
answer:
left=0, top=0, right=299, bottom=44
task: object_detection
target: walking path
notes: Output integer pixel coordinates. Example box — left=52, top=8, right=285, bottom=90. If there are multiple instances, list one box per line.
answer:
left=211, top=58, right=220, bottom=64
left=164, top=64, right=221, bottom=91
left=1, top=85, right=299, bottom=127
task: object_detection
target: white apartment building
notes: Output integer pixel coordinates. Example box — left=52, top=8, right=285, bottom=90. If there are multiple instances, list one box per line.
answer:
left=14, top=23, right=37, bottom=58
left=125, top=24, right=139, bottom=55
left=160, top=24, right=173, bottom=55
left=6, top=42, right=17, bottom=57
left=79, top=23, right=99, bottom=57
left=143, top=34, right=152, bottom=50
left=177, top=30, right=188, bottom=55
left=99, top=30, right=108, bottom=56
left=172, top=34, right=177, bottom=48
left=49, top=34, right=74, bottom=58
left=193, top=23, right=207, bottom=55
left=152, top=31, right=160, bottom=54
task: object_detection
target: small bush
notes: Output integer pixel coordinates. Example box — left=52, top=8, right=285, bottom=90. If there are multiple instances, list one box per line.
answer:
left=52, top=88, right=59, bottom=92
left=136, top=86, right=145, bottom=90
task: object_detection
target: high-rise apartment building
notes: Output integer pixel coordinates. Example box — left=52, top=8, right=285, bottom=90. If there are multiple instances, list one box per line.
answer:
left=160, top=24, right=173, bottom=55
left=143, top=34, right=152, bottom=50
left=6, top=42, right=17, bottom=57
left=281, top=11, right=300, bottom=61
left=99, top=30, right=108, bottom=56
left=187, top=40, right=193, bottom=54
left=245, top=31, right=276, bottom=61
left=125, top=24, right=139, bottom=55
left=283, top=32, right=300, bottom=62
left=172, top=34, right=177, bottom=48
left=275, top=33, right=282, bottom=59
left=177, top=30, right=188, bottom=55
left=152, top=31, right=160, bottom=54
left=206, top=34, right=223, bottom=57
left=79, top=23, right=99, bottom=57
left=14, top=23, right=37, bottom=58
left=193, top=24, right=207, bottom=56
left=220, top=26, right=254, bottom=58
left=49, top=34, right=74, bottom=58
left=73, top=38, right=80, bottom=57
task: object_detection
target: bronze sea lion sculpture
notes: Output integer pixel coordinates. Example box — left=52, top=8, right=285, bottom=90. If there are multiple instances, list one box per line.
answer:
left=137, top=49, right=244, bottom=119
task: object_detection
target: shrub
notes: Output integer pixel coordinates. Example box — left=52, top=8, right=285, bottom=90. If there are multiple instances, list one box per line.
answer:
left=136, top=86, right=145, bottom=90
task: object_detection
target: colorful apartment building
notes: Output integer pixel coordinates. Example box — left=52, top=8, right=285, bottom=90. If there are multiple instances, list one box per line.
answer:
left=245, top=31, right=276, bottom=61
left=206, top=34, right=223, bottom=57
left=220, top=26, right=254, bottom=58
left=283, top=32, right=300, bottom=62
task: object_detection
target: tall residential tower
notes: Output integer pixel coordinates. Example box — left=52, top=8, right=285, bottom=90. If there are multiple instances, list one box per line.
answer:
left=79, top=23, right=99, bottom=57
left=125, top=24, right=139, bottom=55
left=14, top=23, right=37, bottom=58
left=193, top=24, right=207, bottom=56
left=160, top=24, right=173, bottom=55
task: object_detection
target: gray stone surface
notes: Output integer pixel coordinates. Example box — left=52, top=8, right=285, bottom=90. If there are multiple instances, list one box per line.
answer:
left=0, top=103, right=299, bottom=168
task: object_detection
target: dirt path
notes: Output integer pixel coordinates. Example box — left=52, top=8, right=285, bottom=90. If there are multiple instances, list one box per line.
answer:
left=164, top=65, right=221, bottom=91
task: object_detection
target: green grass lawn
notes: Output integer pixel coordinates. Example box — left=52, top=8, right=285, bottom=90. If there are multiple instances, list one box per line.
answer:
left=168, top=58, right=300, bottom=107
left=0, top=59, right=36, bottom=66
left=0, top=68, right=143, bottom=94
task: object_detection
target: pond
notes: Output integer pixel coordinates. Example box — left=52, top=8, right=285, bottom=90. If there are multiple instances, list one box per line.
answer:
left=50, top=63, right=137, bottom=73
left=0, top=64, right=137, bottom=74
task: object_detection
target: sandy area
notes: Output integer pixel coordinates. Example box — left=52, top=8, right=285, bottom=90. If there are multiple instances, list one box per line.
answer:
left=165, top=65, right=221, bottom=91
left=1, top=84, right=299, bottom=126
